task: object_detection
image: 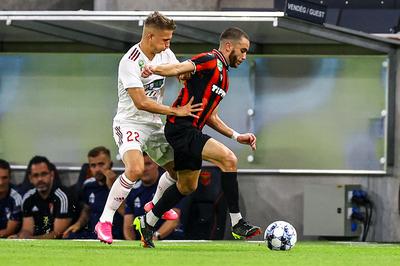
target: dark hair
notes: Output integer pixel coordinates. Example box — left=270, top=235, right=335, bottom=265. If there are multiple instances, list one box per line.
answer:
left=220, top=27, right=249, bottom=42
left=0, top=159, right=10, bottom=172
left=88, top=146, right=111, bottom=158
left=145, top=11, right=176, bottom=31
left=27, top=155, right=52, bottom=175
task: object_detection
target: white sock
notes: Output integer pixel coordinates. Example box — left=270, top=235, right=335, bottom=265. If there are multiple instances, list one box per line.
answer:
left=146, top=210, right=159, bottom=227
left=230, top=213, right=243, bottom=227
left=100, top=174, right=135, bottom=223
left=152, top=171, right=176, bottom=205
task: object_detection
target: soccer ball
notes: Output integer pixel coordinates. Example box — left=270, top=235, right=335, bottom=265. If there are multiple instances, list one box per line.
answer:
left=264, top=221, right=297, bottom=251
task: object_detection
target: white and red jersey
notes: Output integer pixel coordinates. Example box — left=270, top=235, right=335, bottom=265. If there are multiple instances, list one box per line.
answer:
left=113, top=43, right=179, bottom=126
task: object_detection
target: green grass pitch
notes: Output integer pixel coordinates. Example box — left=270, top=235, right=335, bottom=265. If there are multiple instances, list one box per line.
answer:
left=1, top=240, right=399, bottom=266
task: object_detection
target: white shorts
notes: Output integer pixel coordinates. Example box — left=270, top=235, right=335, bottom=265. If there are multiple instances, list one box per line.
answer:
left=113, top=122, right=174, bottom=167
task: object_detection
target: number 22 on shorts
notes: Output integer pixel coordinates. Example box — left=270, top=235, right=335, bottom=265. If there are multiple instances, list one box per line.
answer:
left=126, top=131, right=139, bottom=142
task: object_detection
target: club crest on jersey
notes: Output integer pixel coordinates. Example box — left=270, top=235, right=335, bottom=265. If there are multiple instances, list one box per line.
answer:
left=138, top=60, right=145, bottom=71
left=217, top=59, right=223, bottom=72
left=212, top=84, right=226, bottom=98
left=5, top=208, right=10, bottom=219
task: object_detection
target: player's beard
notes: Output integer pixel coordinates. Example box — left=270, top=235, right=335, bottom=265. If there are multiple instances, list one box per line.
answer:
left=228, top=51, right=239, bottom=68
left=36, top=182, right=50, bottom=193
left=95, top=172, right=106, bottom=184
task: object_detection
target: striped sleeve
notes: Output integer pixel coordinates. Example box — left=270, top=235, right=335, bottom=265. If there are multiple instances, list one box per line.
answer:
left=54, top=188, right=71, bottom=218
left=9, top=188, right=23, bottom=221
left=22, top=188, right=36, bottom=217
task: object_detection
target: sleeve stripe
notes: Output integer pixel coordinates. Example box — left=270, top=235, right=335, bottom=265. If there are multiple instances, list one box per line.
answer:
left=22, top=188, right=36, bottom=205
left=83, top=177, right=96, bottom=186
left=10, top=188, right=22, bottom=207
left=55, top=189, right=68, bottom=214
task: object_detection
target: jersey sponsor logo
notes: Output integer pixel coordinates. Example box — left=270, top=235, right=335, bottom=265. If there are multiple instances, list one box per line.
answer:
left=144, top=78, right=164, bottom=98
left=211, top=84, right=226, bottom=98
left=144, top=79, right=164, bottom=92
left=145, top=90, right=159, bottom=98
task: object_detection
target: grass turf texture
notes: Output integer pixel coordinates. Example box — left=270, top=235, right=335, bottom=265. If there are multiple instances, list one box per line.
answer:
left=1, top=240, right=399, bottom=266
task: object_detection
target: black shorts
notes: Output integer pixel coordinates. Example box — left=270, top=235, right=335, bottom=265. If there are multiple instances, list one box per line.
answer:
left=164, top=121, right=211, bottom=171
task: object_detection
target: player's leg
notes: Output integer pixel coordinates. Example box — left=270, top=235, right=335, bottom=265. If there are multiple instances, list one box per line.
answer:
left=96, top=150, right=143, bottom=244
left=148, top=169, right=200, bottom=226
left=96, top=124, right=147, bottom=244
left=202, top=138, right=261, bottom=239
left=143, top=129, right=178, bottom=220
left=151, top=122, right=208, bottom=219
left=142, top=144, right=202, bottom=234
left=135, top=169, right=200, bottom=248
left=135, top=123, right=203, bottom=248
left=100, top=149, right=143, bottom=222
left=143, top=161, right=179, bottom=220
left=157, top=161, right=178, bottom=205
left=137, top=168, right=199, bottom=247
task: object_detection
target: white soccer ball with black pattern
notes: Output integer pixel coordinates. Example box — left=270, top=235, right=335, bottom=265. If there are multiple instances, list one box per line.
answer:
left=264, top=221, right=297, bottom=251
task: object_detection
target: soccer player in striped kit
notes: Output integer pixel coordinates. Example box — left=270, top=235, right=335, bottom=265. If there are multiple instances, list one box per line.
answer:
left=95, top=12, right=202, bottom=244
left=137, top=27, right=260, bottom=248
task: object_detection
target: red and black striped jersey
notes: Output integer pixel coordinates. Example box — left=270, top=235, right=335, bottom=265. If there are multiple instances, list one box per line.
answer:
left=167, top=49, right=229, bottom=130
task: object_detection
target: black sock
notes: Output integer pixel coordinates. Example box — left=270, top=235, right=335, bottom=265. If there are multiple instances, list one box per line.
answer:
left=152, top=184, right=185, bottom=218
left=220, top=172, right=240, bottom=213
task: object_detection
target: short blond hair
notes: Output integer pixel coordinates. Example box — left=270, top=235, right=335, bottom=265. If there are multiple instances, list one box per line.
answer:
left=145, top=11, right=176, bottom=31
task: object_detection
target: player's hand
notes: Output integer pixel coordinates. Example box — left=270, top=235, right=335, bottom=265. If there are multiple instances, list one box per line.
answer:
left=178, top=72, right=192, bottom=81
left=237, top=133, right=257, bottom=150
left=62, top=223, right=81, bottom=239
left=141, top=65, right=154, bottom=78
left=102, top=168, right=117, bottom=189
left=174, top=97, right=203, bottom=118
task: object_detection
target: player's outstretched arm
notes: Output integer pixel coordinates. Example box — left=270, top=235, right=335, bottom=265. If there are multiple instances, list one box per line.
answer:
left=206, top=107, right=256, bottom=150
left=141, top=61, right=195, bottom=78
left=128, top=88, right=202, bottom=117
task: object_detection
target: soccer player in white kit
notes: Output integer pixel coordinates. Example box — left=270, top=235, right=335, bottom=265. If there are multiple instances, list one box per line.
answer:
left=95, top=11, right=202, bottom=244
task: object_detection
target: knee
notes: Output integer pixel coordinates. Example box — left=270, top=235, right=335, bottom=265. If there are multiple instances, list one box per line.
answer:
left=220, top=151, right=238, bottom=172
left=177, top=181, right=198, bottom=195
left=124, top=165, right=144, bottom=181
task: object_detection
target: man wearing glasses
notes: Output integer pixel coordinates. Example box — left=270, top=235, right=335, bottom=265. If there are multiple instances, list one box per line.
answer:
left=10, top=156, right=72, bottom=239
